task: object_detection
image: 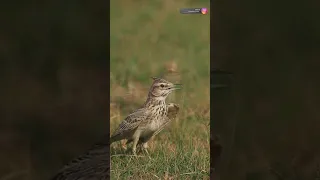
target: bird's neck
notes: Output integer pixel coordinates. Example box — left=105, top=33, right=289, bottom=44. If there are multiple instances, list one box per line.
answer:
left=143, top=96, right=167, bottom=113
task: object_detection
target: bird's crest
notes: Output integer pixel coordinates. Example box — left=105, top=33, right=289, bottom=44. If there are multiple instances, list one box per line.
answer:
left=151, top=76, right=168, bottom=84
left=151, top=77, right=160, bottom=81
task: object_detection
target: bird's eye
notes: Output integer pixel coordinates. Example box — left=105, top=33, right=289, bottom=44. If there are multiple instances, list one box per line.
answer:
left=160, top=84, right=164, bottom=88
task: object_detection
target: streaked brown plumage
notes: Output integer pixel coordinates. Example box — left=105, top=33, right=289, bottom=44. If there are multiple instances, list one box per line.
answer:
left=110, top=77, right=181, bottom=155
left=152, top=103, right=179, bottom=137
left=125, top=102, right=180, bottom=148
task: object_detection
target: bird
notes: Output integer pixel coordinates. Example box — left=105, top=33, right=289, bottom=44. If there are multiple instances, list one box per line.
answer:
left=52, top=104, right=180, bottom=180
left=110, top=77, right=181, bottom=155
left=124, top=102, right=180, bottom=149
left=51, top=78, right=181, bottom=180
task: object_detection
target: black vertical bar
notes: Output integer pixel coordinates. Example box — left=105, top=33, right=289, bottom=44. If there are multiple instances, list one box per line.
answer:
left=210, top=0, right=215, bottom=177
left=107, top=1, right=111, bottom=179
left=2, top=0, right=110, bottom=179
left=210, top=0, right=236, bottom=179
left=210, top=1, right=221, bottom=179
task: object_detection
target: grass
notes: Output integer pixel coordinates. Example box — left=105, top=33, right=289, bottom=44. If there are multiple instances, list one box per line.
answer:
left=110, top=0, right=210, bottom=179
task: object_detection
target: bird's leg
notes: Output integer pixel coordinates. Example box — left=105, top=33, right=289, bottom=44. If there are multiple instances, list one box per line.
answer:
left=132, top=137, right=139, bottom=156
left=142, top=142, right=149, bottom=154
left=121, top=140, right=127, bottom=150
left=142, top=142, right=152, bottom=159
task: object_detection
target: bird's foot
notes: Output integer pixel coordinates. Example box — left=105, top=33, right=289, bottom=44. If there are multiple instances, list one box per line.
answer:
left=121, top=140, right=127, bottom=150
left=142, top=143, right=151, bottom=159
left=132, top=148, right=137, bottom=156
left=143, top=148, right=149, bottom=155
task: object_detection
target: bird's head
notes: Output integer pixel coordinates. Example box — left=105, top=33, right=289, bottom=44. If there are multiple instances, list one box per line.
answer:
left=148, top=77, right=182, bottom=100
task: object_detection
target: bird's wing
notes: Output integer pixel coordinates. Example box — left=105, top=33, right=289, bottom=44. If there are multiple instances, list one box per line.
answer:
left=111, top=108, right=149, bottom=137
left=153, top=104, right=180, bottom=137
left=153, top=116, right=171, bottom=137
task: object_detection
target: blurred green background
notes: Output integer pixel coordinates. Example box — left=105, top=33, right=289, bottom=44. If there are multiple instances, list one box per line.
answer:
left=110, top=0, right=210, bottom=179
left=212, top=0, right=320, bottom=179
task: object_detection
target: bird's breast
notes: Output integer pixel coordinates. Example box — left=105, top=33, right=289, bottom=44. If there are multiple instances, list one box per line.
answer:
left=140, top=115, right=165, bottom=136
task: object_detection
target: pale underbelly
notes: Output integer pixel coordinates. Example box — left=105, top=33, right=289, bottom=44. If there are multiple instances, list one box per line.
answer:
left=139, top=119, right=162, bottom=137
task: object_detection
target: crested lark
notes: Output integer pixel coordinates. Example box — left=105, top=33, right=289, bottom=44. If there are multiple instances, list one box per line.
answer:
left=110, top=77, right=181, bottom=155
left=51, top=78, right=181, bottom=179
left=125, top=103, right=180, bottom=150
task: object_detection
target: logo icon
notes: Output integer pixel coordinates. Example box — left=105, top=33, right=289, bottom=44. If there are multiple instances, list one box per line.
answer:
left=201, top=8, right=208, bottom=15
